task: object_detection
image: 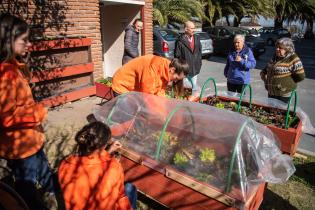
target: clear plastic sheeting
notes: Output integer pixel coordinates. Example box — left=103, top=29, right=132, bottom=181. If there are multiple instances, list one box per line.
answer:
left=93, top=92, right=295, bottom=206
left=216, top=90, right=315, bottom=135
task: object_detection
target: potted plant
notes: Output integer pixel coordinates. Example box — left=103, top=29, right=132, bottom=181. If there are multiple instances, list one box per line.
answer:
left=95, top=77, right=114, bottom=100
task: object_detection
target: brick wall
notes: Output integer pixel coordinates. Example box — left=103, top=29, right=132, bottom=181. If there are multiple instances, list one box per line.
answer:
left=143, top=0, right=153, bottom=54
left=0, top=0, right=152, bottom=80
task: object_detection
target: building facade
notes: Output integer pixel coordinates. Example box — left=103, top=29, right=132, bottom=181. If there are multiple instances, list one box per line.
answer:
left=0, top=0, right=153, bottom=80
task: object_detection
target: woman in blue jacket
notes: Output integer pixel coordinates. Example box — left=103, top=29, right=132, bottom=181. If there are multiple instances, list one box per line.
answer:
left=224, top=34, right=256, bottom=93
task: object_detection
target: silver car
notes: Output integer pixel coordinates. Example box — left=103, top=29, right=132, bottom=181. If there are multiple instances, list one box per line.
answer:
left=153, top=27, right=179, bottom=59
left=195, top=32, right=213, bottom=58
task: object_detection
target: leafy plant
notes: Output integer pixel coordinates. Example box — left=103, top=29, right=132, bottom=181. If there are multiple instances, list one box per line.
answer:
left=152, top=131, right=178, bottom=146
left=96, top=77, right=112, bottom=87
left=199, top=148, right=216, bottom=163
left=173, top=152, right=189, bottom=167
left=215, top=103, right=225, bottom=109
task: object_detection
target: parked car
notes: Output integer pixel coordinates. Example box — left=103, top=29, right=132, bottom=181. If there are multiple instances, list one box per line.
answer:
left=194, top=31, right=213, bottom=58
left=153, top=27, right=179, bottom=59
left=258, top=27, right=291, bottom=45
left=203, top=26, right=266, bottom=58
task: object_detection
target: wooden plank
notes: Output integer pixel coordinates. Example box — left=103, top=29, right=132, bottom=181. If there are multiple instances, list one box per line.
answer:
left=165, top=168, right=236, bottom=207
left=31, top=48, right=90, bottom=69
left=39, top=85, right=96, bottom=107
left=120, top=148, right=143, bottom=164
left=31, top=38, right=92, bottom=51
left=31, top=63, right=94, bottom=83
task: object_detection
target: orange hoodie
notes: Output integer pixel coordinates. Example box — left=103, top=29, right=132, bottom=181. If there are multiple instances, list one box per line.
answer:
left=112, top=55, right=171, bottom=96
left=58, top=150, right=132, bottom=210
left=0, top=60, right=47, bottom=159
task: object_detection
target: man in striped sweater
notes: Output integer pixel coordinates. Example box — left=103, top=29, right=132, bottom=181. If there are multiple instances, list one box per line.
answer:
left=260, top=38, right=305, bottom=103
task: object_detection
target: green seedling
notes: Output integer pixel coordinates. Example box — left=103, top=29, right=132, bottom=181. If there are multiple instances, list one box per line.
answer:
left=215, top=103, right=225, bottom=109
left=173, top=152, right=189, bottom=167
left=199, top=148, right=216, bottom=163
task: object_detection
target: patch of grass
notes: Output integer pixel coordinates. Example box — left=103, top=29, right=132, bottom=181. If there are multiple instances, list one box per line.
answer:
left=260, top=155, right=315, bottom=210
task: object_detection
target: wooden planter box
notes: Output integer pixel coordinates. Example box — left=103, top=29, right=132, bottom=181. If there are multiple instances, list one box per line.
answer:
left=119, top=148, right=266, bottom=210
left=95, top=82, right=114, bottom=100
left=199, top=96, right=302, bottom=155
left=109, top=120, right=266, bottom=210
left=30, top=37, right=95, bottom=107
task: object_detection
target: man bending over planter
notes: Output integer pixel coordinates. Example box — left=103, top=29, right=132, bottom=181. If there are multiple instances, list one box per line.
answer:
left=112, top=55, right=189, bottom=98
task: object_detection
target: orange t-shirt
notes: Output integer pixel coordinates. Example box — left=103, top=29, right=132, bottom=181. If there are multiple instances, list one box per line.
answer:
left=112, top=55, right=171, bottom=96
left=0, top=60, right=46, bottom=159
left=58, top=150, right=132, bottom=210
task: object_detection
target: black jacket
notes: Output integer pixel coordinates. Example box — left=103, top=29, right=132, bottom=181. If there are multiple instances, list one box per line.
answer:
left=122, top=25, right=140, bottom=65
left=174, top=34, right=202, bottom=77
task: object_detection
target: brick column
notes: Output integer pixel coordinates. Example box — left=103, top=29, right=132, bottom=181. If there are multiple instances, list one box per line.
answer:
left=143, top=0, right=153, bottom=55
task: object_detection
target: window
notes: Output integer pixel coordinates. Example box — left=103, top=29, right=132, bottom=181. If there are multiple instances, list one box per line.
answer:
left=159, top=30, right=179, bottom=41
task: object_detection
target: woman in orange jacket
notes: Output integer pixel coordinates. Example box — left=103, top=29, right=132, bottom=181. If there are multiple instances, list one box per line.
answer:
left=0, top=14, right=57, bottom=209
left=112, top=54, right=189, bottom=97
left=58, top=121, right=137, bottom=210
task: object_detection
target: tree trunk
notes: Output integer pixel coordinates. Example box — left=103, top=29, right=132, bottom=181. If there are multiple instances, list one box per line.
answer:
left=225, top=16, right=230, bottom=26
left=274, top=16, right=283, bottom=28
left=305, top=18, right=314, bottom=39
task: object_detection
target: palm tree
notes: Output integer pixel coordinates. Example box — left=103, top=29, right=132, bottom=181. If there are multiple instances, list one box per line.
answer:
left=287, top=0, right=315, bottom=37
left=202, top=0, right=274, bottom=27
left=273, top=0, right=301, bottom=28
left=153, top=0, right=205, bottom=26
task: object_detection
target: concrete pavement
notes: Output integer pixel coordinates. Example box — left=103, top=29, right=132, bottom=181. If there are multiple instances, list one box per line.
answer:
left=198, top=41, right=315, bottom=156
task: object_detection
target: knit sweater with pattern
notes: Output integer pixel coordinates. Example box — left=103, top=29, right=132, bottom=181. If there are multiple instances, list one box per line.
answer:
left=261, top=53, right=305, bottom=96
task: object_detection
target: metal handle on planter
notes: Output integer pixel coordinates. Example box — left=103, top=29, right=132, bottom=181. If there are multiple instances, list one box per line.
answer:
left=225, top=118, right=257, bottom=193
left=154, top=105, right=195, bottom=160
left=285, top=90, right=298, bottom=129
left=237, top=84, right=252, bottom=112
left=199, top=77, right=218, bottom=103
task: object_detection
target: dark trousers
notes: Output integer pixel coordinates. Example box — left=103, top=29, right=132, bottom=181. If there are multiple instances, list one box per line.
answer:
left=124, top=182, right=137, bottom=210
left=227, top=82, right=246, bottom=93
left=7, top=148, right=55, bottom=209
left=268, top=94, right=290, bottom=103
left=113, top=90, right=121, bottom=97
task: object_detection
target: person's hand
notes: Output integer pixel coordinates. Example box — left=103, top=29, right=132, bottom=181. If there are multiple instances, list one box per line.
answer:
left=235, top=55, right=242, bottom=62
left=107, top=141, right=122, bottom=154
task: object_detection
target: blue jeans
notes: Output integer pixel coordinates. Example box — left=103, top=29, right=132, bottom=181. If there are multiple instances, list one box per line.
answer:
left=7, top=148, right=55, bottom=209
left=124, top=182, right=137, bottom=210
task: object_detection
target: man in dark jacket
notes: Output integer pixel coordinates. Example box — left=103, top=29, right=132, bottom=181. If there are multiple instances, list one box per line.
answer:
left=175, top=21, right=202, bottom=96
left=122, top=19, right=143, bottom=65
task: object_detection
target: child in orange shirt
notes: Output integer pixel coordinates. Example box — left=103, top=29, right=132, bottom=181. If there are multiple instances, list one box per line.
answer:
left=0, top=14, right=57, bottom=209
left=58, top=121, right=137, bottom=210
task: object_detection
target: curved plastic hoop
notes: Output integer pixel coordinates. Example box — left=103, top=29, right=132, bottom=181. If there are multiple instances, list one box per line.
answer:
left=285, top=90, right=298, bottom=129
left=225, top=118, right=257, bottom=193
left=237, top=84, right=252, bottom=112
left=154, top=105, right=195, bottom=160
left=199, top=77, right=218, bottom=102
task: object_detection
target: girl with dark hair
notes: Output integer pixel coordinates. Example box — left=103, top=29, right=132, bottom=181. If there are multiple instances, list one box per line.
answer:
left=58, top=121, right=137, bottom=210
left=0, top=13, right=57, bottom=209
